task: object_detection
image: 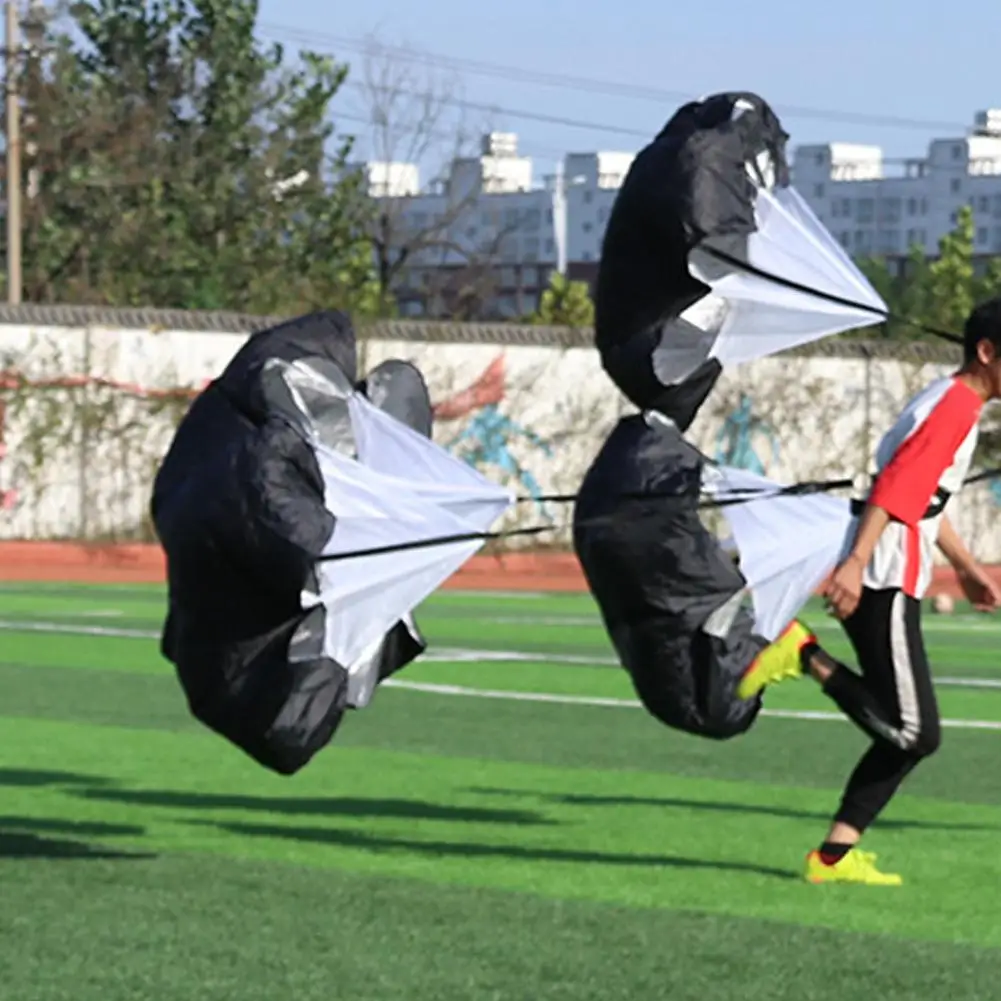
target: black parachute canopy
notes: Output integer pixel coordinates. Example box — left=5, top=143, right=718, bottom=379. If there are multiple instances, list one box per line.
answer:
left=149, top=311, right=450, bottom=775
left=594, top=91, right=883, bottom=429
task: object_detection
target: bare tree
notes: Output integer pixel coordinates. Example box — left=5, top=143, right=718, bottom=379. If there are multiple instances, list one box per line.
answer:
left=350, top=36, right=525, bottom=318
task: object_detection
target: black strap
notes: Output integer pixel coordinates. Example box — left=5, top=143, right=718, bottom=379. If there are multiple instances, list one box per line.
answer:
left=849, top=485, right=951, bottom=520
left=318, top=477, right=858, bottom=564
left=318, top=467, right=1000, bottom=564
left=702, top=246, right=964, bottom=346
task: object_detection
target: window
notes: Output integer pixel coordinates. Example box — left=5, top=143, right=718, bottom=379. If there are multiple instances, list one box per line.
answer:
left=980, top=195, right=991, bottom=213
left=907, top=197, right=918, bottom=216
left=583, top=221, right=593, bottom=233
left=839, top=231, right=851, bottom=248
left=815, top=151, right=825, bottom=166
left=856, top=198, right=874, bottom=222
left=879, top=198, right=901, bottom=222
left=840, top=198, right=852, bottom=217
left=524, top=239, right=540, bottom=262
left=546, top=208, right=553, bottom=223
left=878, top=230, right=899, bottom=253
left=814, top=183, right=825, bottom=198
left=583, top=190, right=593, bottom=204
left=582, top=251, right=593, bottom=261
left=497, top=294, right=518, bottom=317
left=522, top=208, right=542, bottom=228
left=500, top=267, right=517, bottom=287
left=952, top=144, right=963, bottom=160
left=545, top=238, right=555, bottom=254
left=978, top=227, right=989, bottom=245
left=920, top=197, right=928, bottom=214
left=504, top=207, right=519, bottom=227
left=951, top=177, right=962, bottom=193
left=994, top=194, right=1001, bottom=218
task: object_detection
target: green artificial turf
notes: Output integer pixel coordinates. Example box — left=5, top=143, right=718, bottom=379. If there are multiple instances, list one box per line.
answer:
left=2, top=583, right=1001, bottom=1000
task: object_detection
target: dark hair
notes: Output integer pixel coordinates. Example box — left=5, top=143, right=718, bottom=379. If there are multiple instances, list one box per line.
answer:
left=963, top=297, right=1001, bottom=363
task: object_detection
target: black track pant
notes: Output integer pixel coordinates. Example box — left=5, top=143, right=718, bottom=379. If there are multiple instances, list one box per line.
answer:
left=820, top=587, right=941, bottom=833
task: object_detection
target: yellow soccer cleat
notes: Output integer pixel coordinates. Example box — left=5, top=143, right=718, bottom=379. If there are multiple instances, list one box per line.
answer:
left=736, top=620, right=815, bottom=701
left=804, top=849, right=903, bottom=887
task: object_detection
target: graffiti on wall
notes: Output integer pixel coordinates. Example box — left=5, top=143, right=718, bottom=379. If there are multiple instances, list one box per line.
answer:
left=0, top=399, right=17, bottom=512
left=713, top=392, right=780, bottom=475
left=432, top=354, right=554, bottom=515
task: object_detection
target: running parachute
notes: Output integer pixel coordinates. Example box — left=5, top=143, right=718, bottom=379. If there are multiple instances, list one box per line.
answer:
left=578, top=92, right=884, bottom=739
left=595, top=90, right=887, bottom=431
left=151, top=311, right=512, bottom=775
left=591, top=91, right=887, bottom=642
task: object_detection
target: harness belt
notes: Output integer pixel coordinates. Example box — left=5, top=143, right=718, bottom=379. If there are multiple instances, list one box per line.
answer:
left=849, top=485, right=951, bottom=521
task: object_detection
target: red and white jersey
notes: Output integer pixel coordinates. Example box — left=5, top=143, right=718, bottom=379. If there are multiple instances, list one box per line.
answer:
left=863, top=376, right=982, bottom=598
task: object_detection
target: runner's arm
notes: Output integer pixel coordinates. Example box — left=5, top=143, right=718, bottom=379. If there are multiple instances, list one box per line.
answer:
left=937, top=513, right=979, bottom=577
left=843, top=503, right=892, bottom=567
left=867, top=383, right=981, bottom=526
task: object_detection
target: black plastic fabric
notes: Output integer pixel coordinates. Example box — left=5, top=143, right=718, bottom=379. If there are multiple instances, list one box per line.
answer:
left=594, top=92, right=788, bottom=428
left=151, top=311, right=430, bottom=775
left=573, top=414, right=766, bottom=739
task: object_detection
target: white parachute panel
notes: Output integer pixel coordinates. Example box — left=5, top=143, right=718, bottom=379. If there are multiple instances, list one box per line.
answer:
left=707, top=465, right=856, bottom=641
left=705, top=185, right=888, bottom=367
left=306, top=400, right=513, bottom=672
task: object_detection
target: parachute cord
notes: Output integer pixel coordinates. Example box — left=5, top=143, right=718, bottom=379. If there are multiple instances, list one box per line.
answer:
left=318, top=465, right=1001, bottom=564
left=317, top=478, right=857, bottom=564
left=702, top=246, right=964, bottom=346
left=514, top=476, right=856, bottom=508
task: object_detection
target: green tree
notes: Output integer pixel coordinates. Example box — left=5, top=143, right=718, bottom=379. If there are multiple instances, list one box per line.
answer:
left=855, top=208, right=1000, bottom=342
left=924, top=205, right=976, bottom=334
left=532, top=271, right=594, bottom=327
left=15, top=0, right=378, bottom=314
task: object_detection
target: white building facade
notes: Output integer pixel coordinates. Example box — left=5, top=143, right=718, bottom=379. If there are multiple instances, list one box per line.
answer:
left=362, top=109, right=1001, bottom=316
left=359, top=132, right=636, bottom=318
left=793, top=109, right=1001, bottom=261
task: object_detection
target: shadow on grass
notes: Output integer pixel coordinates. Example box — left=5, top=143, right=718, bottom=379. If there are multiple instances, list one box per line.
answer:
left=76, top=789, right=556, bottom=827
left=202, top=819, right=797, bottom=881
left=0, top=816, right=155, bottom=861
left=0, top=768, right=118, bottom=789
left=466, top=787, right=997, bottom=833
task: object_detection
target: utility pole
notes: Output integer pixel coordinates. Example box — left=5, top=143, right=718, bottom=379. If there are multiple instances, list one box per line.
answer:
left=551, top=161, right=567, bottom=277
left=5, top=0, right=20, bottom=304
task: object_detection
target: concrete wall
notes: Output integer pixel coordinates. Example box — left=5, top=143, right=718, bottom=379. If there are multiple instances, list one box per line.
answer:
left=1, top=307, right=996, bottom=560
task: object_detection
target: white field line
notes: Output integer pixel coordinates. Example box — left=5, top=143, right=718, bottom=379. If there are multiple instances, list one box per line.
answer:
left=467, top=614, right=1001, bottom=633
left=381, top=679, right=1001, bottom=732
left=0, top=619, right=158, bottom=639
left=3, top=618, right=1001, bottom=699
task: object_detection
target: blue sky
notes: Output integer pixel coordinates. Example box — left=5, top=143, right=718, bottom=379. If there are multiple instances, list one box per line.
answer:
left=257, top=0, right=999, bottom=179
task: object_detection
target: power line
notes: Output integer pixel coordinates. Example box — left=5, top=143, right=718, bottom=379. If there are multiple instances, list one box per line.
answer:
left=258, top=21, right=973, bottom=136
left=335, top=109, right=570, bottom=161
left=339, top=83, right=947, bottom=168
left=341, top=80, right=650, bottom=142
